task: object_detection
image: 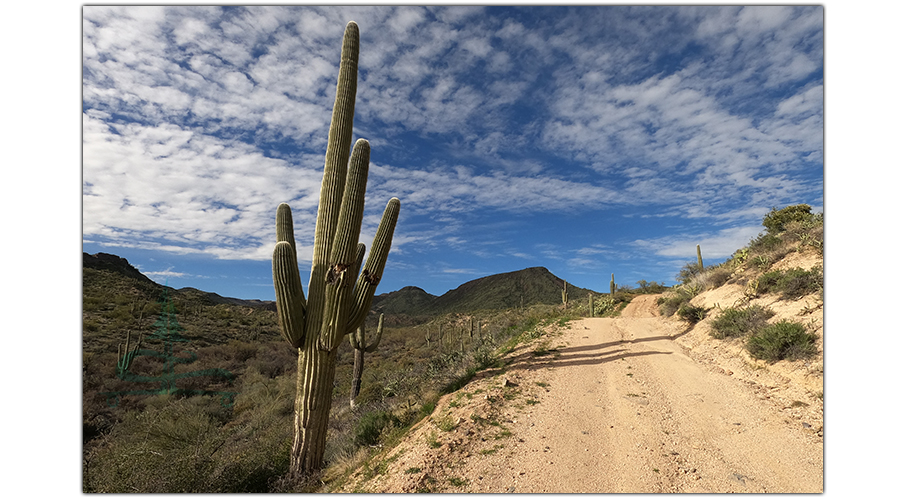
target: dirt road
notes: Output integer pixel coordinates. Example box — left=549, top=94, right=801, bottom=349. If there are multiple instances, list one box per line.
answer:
left=338, top=295, right=824, bottom=493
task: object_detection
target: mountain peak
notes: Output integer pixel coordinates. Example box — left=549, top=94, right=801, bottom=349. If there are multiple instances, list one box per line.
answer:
left=373, top=267, right=595, bottom=316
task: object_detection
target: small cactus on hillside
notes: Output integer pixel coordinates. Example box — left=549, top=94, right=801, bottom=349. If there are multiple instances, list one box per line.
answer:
left=348, top=313, right=384, bottom=408
left=562, top=280, right=569, bottom=309
left=116, top=330, right=143, bottom=378
left=610, top=273, right=617, bottom=296
left=697, top=244, right=704, bottom=270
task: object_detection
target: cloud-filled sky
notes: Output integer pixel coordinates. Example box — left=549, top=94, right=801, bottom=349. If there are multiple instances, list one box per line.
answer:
left=82, top=5, right=824, bottom=300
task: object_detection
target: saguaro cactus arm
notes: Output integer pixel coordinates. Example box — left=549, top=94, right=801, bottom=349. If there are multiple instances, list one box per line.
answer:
left=348, top=313, right=383, bottom=353
left=346, top=197, right=400, bottom=333
left=273, top=211, right=306, bottom=348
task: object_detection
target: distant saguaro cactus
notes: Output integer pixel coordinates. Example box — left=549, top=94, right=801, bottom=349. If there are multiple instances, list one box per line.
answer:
left=271, top=21, right=400, bottom=475
left=348, top=313, right=384, bottom=408
left=116, top=330, right=143, bottom=378
left=697, top=244, right=704, bottom=270
left=562, top=280, right=569, bottom=309
left=610, top=273, right=617, bottom=296
left=588, top=293, right=594, bottom=318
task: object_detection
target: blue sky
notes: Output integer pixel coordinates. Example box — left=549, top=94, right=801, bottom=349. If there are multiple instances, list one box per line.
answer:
left=82, top=5, right=825, bottom=300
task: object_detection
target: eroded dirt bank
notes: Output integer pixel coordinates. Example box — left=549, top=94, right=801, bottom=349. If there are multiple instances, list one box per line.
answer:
left=337, top=295, right=823, bottom=493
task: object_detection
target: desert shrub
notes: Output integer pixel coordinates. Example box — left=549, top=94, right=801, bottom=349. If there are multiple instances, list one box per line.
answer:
left=706, top=265, right=732, bottom=289
left=748, top=232, right=783, bottom=253
left=657, top=282, right=702, bottom=317
left=657, top=293, right=688, bottom=317
left=676, top=304, right=708, bottom=324
left=757, top=266, right=823, bottom=299
left=709, top=305, right=775, bottom=339
left=85, top=396, right=227, bottom=492
left=473, top=345, right=496, bottom=370
left=762, top=204, right=813, bottom=234
left=692, top=265, right=731, bottom=291
left=678, top=262, right=703, bottom=283
left=354, top=410, right=400, bottom=447
left=635, top=280, right=667, bottom=294
left=746, top=320, right=818, bottom=363
left=246, top=342, right=297, bottom=379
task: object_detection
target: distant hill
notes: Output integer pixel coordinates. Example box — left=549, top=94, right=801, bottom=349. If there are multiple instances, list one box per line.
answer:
left=372, top=286, right=439, bottom=315
left=83, top=252, right=275, bottom=310
left=83, top=252, right=157, bottom=286
left=372, top=267, right=597, bottom=316
left=82, top=252, right=281, bottom=353
left=83, top=253, right=594, bottom=332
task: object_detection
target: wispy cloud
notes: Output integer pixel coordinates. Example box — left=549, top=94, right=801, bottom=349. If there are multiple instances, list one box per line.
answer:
left=82, top=6, right=822, bottom=296
left=631, top=225, right=764, bottom=260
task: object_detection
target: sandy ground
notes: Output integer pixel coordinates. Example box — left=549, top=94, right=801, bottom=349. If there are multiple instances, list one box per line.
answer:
left=336, top=294, right=823, bottom=493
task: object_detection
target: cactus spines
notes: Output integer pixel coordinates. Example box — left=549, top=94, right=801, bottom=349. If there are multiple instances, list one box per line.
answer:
left=610, top=273, right=616, bottom=296
left=349, top=313, right=384, bottom=407
left=696, top=244, right=704, bottom=270
left=271, top=21, right=400, bottom=475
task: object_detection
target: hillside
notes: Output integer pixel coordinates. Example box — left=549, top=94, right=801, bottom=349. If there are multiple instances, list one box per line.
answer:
left=372, top=267, right=596, bottom=317
left=82, top=252, right=282, bottom=354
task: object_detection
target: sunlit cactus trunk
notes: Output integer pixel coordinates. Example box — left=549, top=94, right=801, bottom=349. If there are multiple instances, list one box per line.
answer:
left=697, top=244, right=704, bottom=270
left=272, top=21, right=400, bottom=476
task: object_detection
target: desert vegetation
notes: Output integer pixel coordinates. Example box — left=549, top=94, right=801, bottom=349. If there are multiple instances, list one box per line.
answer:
left=657, top=204, right=823, bottom=363
left=83, top=270, right=586, bottom=492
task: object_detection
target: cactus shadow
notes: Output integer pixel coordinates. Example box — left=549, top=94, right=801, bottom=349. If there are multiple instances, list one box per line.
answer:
left=512, top=349, right=673, bottom=373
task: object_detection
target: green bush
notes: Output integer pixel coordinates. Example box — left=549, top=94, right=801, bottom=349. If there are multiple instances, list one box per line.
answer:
left=762, top=204, right=813, bottom=234
left=657, top=285, right=699, bottom=317
left=354, top=410, right=399, bottom=447
left=657, top=293, right=688, bottom=317
left=757, top=266, right=823, bottom=299
left=676, top=304, right=708, bottom=324
left=748, top=232, right=783, bottom=253
left=746, top=320, right=818, bottom=363
left=709, top=305, right=775, bottom=339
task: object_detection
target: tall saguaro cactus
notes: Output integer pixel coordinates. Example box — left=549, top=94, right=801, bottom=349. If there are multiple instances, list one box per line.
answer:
left=610, top=273, right=617, bottom=296
left=348, top=313, right=384, bottom=408
left=696, top=244, right=704, bottom=270
left=272, top=21, right=400, bottom=475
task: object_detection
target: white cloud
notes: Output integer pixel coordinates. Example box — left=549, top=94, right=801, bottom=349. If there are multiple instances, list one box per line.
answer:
left=82, top=6, right=822, bottom=273
left=632, top=225, right=763, bottom=260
